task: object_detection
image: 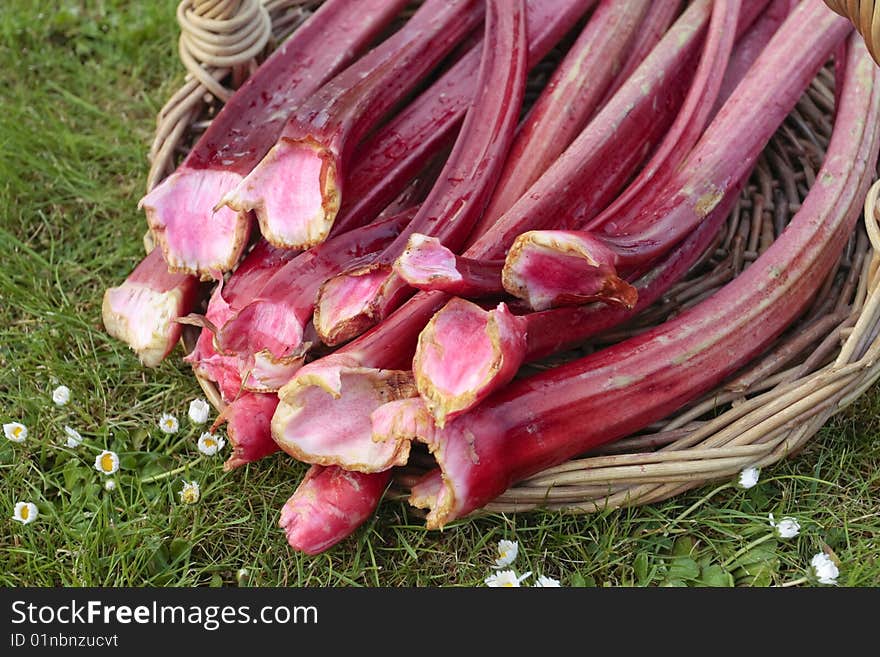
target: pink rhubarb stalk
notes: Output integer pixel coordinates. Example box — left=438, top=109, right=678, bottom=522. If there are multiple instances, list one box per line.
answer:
left=503, top=0, right=851, bottom=309
left=272, top=0, right=527, bottom=472
left=280, top=466, right=391, bottom=555
left=334, top=0, right=596, bottom=241
left=373, top=34, right=879, bottom=528
left=473, top=0, right=651, bottom=235
left=102, top=248, right=199, bottom=367
left=221, top=392, right=281, bottom=471
left=220, top=0, right=484, bottom=249
left=141, top=0, right=408, bottom=277
left=185, top=240, right=299, bottom=402
left=393, top=234, right=505, bottom=298
left=216, top=208, right=417, bottom=392
left=271, top=0, right=718, bottom=471
left=598, top=2, right=683, bottom=103
left=415, top=183, right=743, bottom=425
left=583, top=0, right=742, bottom=235
left=312, top=0, right=528, bottom=348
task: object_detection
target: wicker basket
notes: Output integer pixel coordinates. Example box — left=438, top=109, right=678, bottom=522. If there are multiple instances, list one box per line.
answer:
left=150, top=1, right=880, bottom=518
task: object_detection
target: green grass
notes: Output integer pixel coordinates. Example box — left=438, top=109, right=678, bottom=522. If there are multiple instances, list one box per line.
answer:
left=1, top=0, right=879, bottom=587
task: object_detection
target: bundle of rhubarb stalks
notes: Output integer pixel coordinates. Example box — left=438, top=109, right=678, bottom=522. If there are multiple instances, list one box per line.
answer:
left=103, top=0, right=880, bottom=555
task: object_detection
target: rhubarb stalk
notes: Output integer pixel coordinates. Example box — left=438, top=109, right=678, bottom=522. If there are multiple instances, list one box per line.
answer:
left=141, top=0, right=409, bottom=277
left=502, top=0, right=852, bottom=310
left=220, top=0, right=484, bottom=250
left=280, top=466, right=391, bottom=555
left=312, top=0, right=528, bottom=348
left=271, top=0, right=717, bottom=471
left=216, top=208, right=417, bottom=392
left=102, top=248, right=199, bottom=367
left=474, top=0, right=651, bottom=235
left=373, top=34, right=879, bottom=528
left=273, top=0, right=527, bottom=471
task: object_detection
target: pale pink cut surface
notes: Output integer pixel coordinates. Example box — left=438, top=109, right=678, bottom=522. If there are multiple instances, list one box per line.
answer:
left=272, top=359, right=415, bottom=472
left=417, top=301, right=498, bottom=399
left=395, top=234, right=461, bottom=286
left=504, top=231, right=633, bottom=310
left=222, top=140, right=330, bottom=248
left=102, top=283, right=186, bottom=368
left=140, top=169, right=247, bottom=277
left=315, top=268, right=389, bottom=339
left=243, top=349, right=308, bottom=393
left=222, top=300, right=306, bottom=361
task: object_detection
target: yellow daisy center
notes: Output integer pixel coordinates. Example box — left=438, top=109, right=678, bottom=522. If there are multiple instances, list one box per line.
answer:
left=12, top=426, right=22, bottom=438
left=20, top=506, right=29, bottom=520
left=164, top=419, right=174, bottom=428
left=100, top=453, right=115, bottom=472
left=204, top=438, right=216, bottom=448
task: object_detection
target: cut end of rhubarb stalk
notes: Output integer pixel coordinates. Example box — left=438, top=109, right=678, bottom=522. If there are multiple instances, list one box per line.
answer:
left=502, top=230, right=638, bottom=310
left=140, top=169, right=249, bottom=278
left=219, top=138, right=340, bottom=249
left=393, top=233, right=462, bottom=289
left=313, top=265, right=392, bottom=346
left=279, top=465, right=391, bottom=555
left=241, top=346, right=311, bottom=393
left=271, top=354, right=418, bottom=472
left=102, top=250, right=198, bottom=368
left=217, top=299, right=307, bottom=365
left=219, top=392, right=281, bottom=471
left=413, top=298, right=527, bottom=427
left=370, top=397, right=468, bottom=530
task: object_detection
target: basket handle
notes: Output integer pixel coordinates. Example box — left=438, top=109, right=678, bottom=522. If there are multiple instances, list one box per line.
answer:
left=824, top=0, right=880, bottom=64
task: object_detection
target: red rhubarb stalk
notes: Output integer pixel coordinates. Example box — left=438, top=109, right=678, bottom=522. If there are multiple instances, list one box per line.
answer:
left=324, top=0, right=598, bottom=242
left=270, top=0, right=717, bottom=471
left=220, top=391, right=281, bottom=471
left=598, top=2, right=683, bottom=104
left=393, top=234, right=505, bottom=298
left=503, top=1, right=852, bottom=309
left=372, top=35, right=879, bottom=528
left=220, top=0, right=484, bottom=250
left=140, top=0, right=409, bottom=277
left=473, top=0, right=651, bottom=236
left=280, top=466, right=391, bottom=555
left=273, top=0, right=527, bottom=472
left=715, top=0, right=797, bottom=109
left=312, top=0, right=528, bottom=348
left=102, top=248, right=199, bottom=367
left=216, top=208, right=418, bottom=392
left=584, top=0, right=742, bottom=235
left=414, top=183, right=743, bottom=425
left=184, top=240, right=299, bottom=402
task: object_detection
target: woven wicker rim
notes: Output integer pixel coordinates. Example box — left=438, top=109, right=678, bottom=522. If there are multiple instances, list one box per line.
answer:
left=151, top=1, right=880, bottom=517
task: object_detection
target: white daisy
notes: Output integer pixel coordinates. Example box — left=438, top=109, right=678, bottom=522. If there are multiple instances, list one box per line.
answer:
left=197, top=432, right=226, bottom=457
left=768, top=513, right=800, bottom=539
left=494, top=539, right=519, bottom=568
left=738, top=466, right=760, bottom=489
left=94, top=450, right=119, bottom=475
left=12, top=502, right=38, bottom=525
left=52, top=385, right=71, bottom=406
left=179, top=480, right=200, bottom=505
left=63, top=425, right=83, bottom=448
left=484, top=569, right=532, bottom=587
left=159, top=413, right=180, bottom=433
left=158, top=413, right=179, bottom=434
left=4, top=422, right=27, bottom=443
left=104, top=479, right=116, bottom=492
left=811, top=552, right=839, bottom=585
left=533, top=575, right=561, bottom=587
left=188, top=398, right=211, bottom=425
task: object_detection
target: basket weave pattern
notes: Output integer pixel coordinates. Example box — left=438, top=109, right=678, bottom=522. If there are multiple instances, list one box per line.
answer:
left=149, top=1, right=880, bottom=517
